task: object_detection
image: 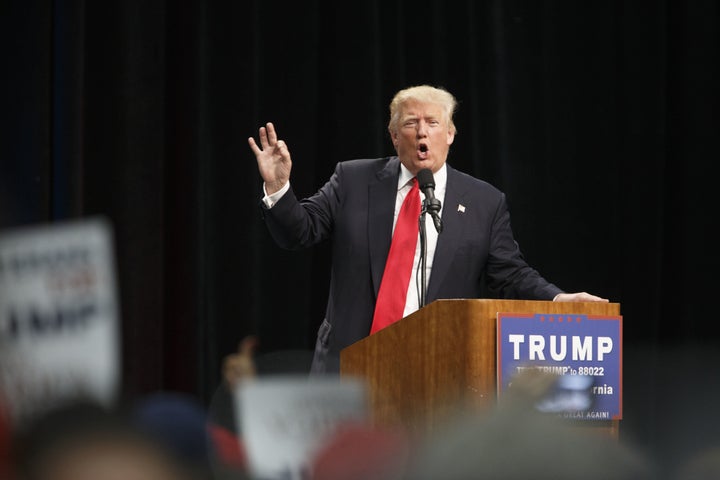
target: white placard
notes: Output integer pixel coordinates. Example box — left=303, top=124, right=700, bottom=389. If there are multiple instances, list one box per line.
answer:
left=236, top=375, right=368, bottom=480
left=0, top=217, right=121, bottom=425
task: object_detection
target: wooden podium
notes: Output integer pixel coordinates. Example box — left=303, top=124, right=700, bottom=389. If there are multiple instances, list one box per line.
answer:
left=340, top=299, right=621, bottom=439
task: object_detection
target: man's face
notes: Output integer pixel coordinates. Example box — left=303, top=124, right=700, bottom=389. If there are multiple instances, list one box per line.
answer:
left=390, top=100, right=455, bottom=175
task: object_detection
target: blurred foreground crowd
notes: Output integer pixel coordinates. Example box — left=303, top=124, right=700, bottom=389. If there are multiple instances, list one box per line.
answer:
left=5, top=336, right=720, bottom=480
left=0, top=340, right=720, bottom=480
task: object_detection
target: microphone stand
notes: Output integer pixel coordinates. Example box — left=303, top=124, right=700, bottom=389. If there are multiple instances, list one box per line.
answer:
left=416, top=168, right=442, bottom=308
left=418, top=205, right=429, bottom=308
left=426, top=198, right=443, bottom=234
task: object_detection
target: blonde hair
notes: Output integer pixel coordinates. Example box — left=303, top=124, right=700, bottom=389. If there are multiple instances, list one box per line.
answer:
left=388, top=85, right=458, bottom=135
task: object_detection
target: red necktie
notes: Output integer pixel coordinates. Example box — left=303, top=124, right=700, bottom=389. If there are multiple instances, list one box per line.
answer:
left=370, top=178, right=420, bottom=334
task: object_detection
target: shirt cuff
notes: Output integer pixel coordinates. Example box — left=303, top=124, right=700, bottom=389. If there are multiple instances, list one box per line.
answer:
left=262, top=181, right=290, bottom=208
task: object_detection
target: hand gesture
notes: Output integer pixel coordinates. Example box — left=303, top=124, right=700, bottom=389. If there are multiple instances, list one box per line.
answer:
left=248, top=122, right=292, bottom=195
left=222, top=335, right=258, bottom=389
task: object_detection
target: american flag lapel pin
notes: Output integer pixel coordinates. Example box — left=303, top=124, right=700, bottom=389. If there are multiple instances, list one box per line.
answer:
left=457, top=204, right=466, bottom=213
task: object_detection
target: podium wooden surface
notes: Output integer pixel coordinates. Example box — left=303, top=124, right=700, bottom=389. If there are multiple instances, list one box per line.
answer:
left=340, top=298, right=621, bottom=439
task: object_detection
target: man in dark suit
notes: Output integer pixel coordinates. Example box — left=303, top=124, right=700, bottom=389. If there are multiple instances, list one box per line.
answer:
left=249, top=85, right=607, bottom=374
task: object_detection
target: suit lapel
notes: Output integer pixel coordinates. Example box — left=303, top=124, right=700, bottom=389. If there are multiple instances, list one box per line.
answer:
left=426, top=167, right=467, bottom=301
left=369, top=158, right=401, bottom=297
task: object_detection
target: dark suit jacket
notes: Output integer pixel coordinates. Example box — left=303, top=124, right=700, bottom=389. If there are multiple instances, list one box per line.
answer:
left=262, top=157, right=563, bottom=373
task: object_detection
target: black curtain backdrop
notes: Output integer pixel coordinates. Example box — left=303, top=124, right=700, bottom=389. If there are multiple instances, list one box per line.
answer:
left=2, top=0, right=719, bottom=472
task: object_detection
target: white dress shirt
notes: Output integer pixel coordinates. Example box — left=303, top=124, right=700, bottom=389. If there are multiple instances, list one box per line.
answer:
left=396, top=163, right=446, bottom=318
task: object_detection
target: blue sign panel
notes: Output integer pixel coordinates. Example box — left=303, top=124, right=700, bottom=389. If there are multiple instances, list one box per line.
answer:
left=497, top=313, right=622, bottom=420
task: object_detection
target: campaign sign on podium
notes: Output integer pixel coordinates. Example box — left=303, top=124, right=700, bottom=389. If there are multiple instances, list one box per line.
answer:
left=497, top=313, right=622, bottom=420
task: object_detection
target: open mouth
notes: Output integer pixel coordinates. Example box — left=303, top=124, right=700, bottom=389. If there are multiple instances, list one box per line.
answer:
left=418, top=143, right=429, bottom=159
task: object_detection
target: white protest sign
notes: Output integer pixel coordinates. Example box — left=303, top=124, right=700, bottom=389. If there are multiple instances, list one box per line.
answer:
left=0, top=217, right=121, bottom=425
left=236, top=375, right=368, bottom=480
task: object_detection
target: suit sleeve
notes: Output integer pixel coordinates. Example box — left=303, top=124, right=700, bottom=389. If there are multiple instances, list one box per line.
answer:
left=260, top=164, right=343, bottom=250
left=483, top=193, right=563, bottom=300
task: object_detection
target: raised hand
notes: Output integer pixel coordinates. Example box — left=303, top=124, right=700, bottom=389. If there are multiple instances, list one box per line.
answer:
left=248, top=122, right=292, bottom=195
left=222, top=335, right=258, bottom=389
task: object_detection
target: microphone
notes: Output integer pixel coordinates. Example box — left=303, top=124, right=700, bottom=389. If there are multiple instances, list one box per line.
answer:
left=416, top=168, right=443, bottom=233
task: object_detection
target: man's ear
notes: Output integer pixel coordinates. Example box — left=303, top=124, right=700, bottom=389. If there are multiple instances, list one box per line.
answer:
left=389, top=129, right=399, bottom=147
left=446, top=129, right=456, bottom=146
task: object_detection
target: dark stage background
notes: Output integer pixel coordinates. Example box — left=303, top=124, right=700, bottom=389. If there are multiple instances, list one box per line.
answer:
left=2, top=0, right=719, bottom=472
